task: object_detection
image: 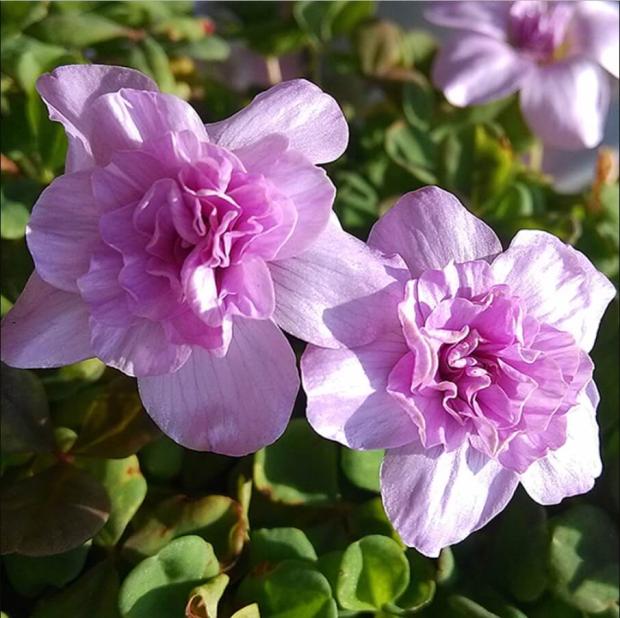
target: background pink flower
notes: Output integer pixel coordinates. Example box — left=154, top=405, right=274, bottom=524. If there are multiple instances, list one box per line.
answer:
left=0, top=64, right=398, bottom=456
left=427, top=1, right=619, bottom=149
left=302, top=187, right=616, bottom=556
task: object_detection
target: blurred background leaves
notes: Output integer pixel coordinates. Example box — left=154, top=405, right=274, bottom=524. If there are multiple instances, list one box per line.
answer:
left=1, top=1, right=618, bottom=617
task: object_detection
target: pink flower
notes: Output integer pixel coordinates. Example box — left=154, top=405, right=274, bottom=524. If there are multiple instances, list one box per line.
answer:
left=1, top=64, right=397, bottom=455
left=302, top=187, right=616, bottom=557
left=427, top=1, right=619, bottom=149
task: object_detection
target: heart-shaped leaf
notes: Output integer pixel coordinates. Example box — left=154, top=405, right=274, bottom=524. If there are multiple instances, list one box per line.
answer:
left=119, top=536, right=219, bottom=618
left=337, top=535, right=410, bottom=611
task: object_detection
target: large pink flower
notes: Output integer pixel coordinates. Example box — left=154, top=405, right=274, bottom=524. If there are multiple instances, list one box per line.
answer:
left=1, top=64, right=398, bottom=455
left=427, top=1, right=619, bottom=149
left=302, top=187, right=616, bottom=556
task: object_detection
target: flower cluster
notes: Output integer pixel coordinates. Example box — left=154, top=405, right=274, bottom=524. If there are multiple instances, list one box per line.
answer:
left=1, top=57, right=616, bottom=557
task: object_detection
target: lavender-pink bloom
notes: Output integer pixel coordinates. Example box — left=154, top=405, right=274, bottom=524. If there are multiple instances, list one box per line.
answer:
left=427, top=1, right=619, bottom=149
left=1, top=64, right=397, bottom=456
left=302, top=187, right=616, bottom=557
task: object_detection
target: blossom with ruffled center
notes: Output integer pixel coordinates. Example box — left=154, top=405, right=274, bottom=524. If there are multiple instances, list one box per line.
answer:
left=1, top=64, right=398, bottom=456
left=302, top=187, right=616, bottom=556
left=427, top=1, right=619, bottom=149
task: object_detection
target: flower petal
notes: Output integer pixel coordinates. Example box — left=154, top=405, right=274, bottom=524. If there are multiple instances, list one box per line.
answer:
left=425, top=1, right=512, bottom=39
left=36, top=64, right=158, bottom=171
left=206, top=79, right=348, bottom=164
left=381, top=441, right=519, bottom=557
left=520, top=381, right=602, bottom=504
left=1, top=273, right=93, bottom=368
left=90, top=318, right=190, bottom=378
left=270, top=215, right=406, bottom=348
left=88, top=89, right=209, bottom=165
left=368, top=187, right=502, bottom=277
left=569, top=1, right=619, bottom=78
left=138, top=318, right=299, bottom=455
left=492, top=230, right=616, bottom=352
left=520, top=58, right=610, bottom=149
left=235, top=134, right=335, bottom=259
left=27, top=171, right=101, bottom=293
left=302, top=331, right=418, bottom=449
left=432, top=34, right=531, bottom=107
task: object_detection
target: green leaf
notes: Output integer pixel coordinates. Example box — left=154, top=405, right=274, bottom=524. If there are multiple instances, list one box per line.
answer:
left=385, top=121, right=437, bottom=184
left=395, top=550, right=436, bottom=612
left=403, top=75, right=435, bottom=131
left=3, top=543, right=91, bottom=597
left=254, top=419, right=339, bottom=506
left=138, top=435, right=184, bottom=480
left=185, top=573, right=229, bottom=618
left=139, top=37, right=175, bottom=93
left=548, top=504, right=619, bottom=614
left=491, top=491, right=549, bottom=602
left=31, top=560, right=121, bottom=618
left=0, top=188, right=30, bottom=239
left=1, top=364, right=54, bottom=454
left=340, top=448, right=383, bottom=492
left=347, top=497, right=400, bottom=542
left=175, top=36, right=230, bottom=62
left=356, top=19, right=404, bottom=77
left=79, top=456, right=147, bottom=547
left=70, top=377, right=158, bottom=458
left=123, top=494, right=248, bottom=566
left=119, top=536, right=218, bottom=618
left=0, top=463, right=109, bottom=556
left=28, top=13, right=129, bottom=48
left=0, top=1, right=48, bottom=39
left=334, top=171, right=379, bottom=231
left=471, top=125, right=515, bottom=207
left=249, top=528, right=317, bottom=569
left=337, top=535, right=410, bottom=611
left=230, top=604, right=260, bottom=618
left=237, top=560, right=337, bottom=618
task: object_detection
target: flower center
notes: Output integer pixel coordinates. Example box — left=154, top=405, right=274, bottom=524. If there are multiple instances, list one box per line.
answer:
left=508, top=1, right=573, bottom=62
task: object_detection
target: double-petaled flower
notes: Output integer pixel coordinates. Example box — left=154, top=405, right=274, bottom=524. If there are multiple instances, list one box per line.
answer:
left=1, top=64, right=397, bottom=455
left=302, top=187, right=616, bottom=556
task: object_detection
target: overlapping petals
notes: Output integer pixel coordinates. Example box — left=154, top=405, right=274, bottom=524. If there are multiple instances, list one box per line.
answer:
left=2, top=63, right=401, bottom=456
left=427, top=1, right=619, bottom=149
left=303, top=187, right=616, bottom=556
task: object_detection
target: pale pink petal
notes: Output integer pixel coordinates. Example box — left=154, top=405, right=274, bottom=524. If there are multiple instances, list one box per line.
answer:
left=270, top=216, right=406, bottom=348
left=520, top=59, right=610, bottom=149
left=492, top=230, right=616, bottom=352
left=90, top=318, right=190, bottom=378
left=235, top=135, right=335, bottom=259
left=36, top=64, right=158, bottom=171
left=520, top=381, right=602, bottom=504
left=425, top=1, right=512, bottom=39
left=432, top=34, right=532, bottom=107
left=27, top=171, right=101, bottom=293
left=1, top=273, right=93, bottom=368
left=138, top=318, right=299, bottom=455
left=570, top=1, right=619, bottom=78
left=381, top=441, right=519, bottom=557
left=206, top=79, right=348, bottom=164
left=368, top=187, right=502, bottom=277
left=88, top=89, right=208, bottom=165
left=302, top=331, right=418, bottom=449
left=221, top=259, right=275, bottom=320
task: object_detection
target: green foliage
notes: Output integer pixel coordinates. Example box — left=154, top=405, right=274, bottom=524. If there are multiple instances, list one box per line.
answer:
left=1, top=1, right=618, bottom=617
left=118, top=536, right=219, bottom=618
left=254, top=418, right=340, bottom=506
